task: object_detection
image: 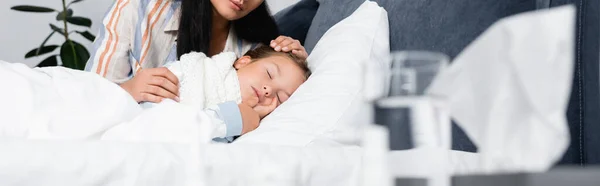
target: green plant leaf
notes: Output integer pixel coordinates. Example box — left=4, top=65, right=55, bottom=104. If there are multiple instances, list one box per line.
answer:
left=76, top=31, right=96, bottom=42
left=11, top=5, right=55, bottom=13
left=25, top=45, right=59, bottom=58
left=49, top=24, right=66, bottom=36
left=37, top=31, right=57, bottom=54
left=68, top=0, right=85, bottom=6
left=37, top=55, right=59, bottom=67
left=73, top=41, right=90, bottom=68
left=56, top=9, right=73, bottom=21
left=66, top=17, right=92, bottom=27
left=60, top=40, right=89, bottom=70
left=60, top=40, right=78, bottom=69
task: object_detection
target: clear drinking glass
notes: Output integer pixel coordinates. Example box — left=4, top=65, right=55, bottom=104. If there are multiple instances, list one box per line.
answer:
left=375, top=51, right=450, bottom=150
left=375, top=51, right=452, bottom=186
left=388, top=51, right=449, bottom=97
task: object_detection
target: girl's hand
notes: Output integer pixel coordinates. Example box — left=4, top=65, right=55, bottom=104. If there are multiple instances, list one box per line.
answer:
left=119, top=67, right=180, bottom=103
left=270, top=36, right=308, bottom=60
left=252, top=96, right=280, bottom=119
left=238, top=97, right=279, bottom=135
left=238, top=103, right=260, bottom=135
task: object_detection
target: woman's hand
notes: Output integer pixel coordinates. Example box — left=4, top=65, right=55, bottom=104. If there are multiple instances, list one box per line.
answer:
left=270, top=36, right=309, bottom=60
left=119, top=67, right=180, bottom=103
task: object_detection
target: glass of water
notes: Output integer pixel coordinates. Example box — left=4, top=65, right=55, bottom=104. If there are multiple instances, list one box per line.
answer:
left=375, top=51, right=450, bottom=150
left=388, top=51, right=449, bottom=96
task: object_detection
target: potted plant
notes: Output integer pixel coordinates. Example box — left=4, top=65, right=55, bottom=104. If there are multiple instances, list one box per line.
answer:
left=11, top=0, right=96, bottom=70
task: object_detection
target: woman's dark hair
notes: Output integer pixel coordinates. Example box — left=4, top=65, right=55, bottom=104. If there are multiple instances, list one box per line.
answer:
left=177, top=0, right=280, bottom=59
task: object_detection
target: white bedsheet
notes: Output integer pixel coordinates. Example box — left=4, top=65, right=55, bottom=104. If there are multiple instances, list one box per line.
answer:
left=0, top=139, right=479, bottom=186
left=0, top=140, right=366, bottom=186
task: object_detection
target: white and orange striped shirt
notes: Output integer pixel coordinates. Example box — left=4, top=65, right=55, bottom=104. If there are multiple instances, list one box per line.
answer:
left=85, top=0, right=257, bottom=83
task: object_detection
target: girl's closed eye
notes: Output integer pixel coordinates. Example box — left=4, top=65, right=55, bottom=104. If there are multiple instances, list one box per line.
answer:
left=266, top=69, right=272, bottom=79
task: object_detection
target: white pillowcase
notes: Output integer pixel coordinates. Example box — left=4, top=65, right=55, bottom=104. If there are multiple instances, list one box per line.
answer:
left=235, top=1, right=390, bottom=146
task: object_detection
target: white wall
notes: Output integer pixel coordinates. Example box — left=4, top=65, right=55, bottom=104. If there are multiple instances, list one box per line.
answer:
left=0, top=0, right=298, bottom=67
left=267, top=0, right=299, bottom=13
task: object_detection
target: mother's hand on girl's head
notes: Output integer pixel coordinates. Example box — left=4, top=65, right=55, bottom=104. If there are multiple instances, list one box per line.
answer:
left=270, top=36, right=309, bottom=60
left=119, top=67, right=180, bottom=103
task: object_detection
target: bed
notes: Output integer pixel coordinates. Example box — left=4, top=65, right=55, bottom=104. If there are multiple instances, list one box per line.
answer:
left=0, top=0, right=575, bottom=185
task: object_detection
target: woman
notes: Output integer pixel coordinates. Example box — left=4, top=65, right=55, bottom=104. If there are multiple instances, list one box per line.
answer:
left=85, top=0, right=308, bottom=103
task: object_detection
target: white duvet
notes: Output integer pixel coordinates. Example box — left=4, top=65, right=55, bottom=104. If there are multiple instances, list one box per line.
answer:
left=0, top=61, right=142, bottom=139
left=0, top=51, right=240, bottom=142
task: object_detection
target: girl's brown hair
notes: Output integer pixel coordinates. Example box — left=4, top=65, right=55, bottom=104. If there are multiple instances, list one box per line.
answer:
left=243, top=45, right=311, bottom=79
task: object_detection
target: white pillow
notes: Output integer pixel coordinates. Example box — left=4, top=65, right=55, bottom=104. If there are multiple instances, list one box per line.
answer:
left=235, top=1, right=390, bottom=146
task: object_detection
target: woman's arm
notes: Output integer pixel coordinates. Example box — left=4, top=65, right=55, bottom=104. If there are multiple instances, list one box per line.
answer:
left=84, top=0, right=136, bottom=84
left=86, top=0, right=180, bottom=103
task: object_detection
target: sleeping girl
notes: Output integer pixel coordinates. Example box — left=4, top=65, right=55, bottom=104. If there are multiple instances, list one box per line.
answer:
left=0, top=46, right=310, bottom=142
left=111, top=45, right=311, bottom=142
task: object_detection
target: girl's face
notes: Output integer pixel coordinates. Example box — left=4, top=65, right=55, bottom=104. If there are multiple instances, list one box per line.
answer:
left=211, top=0, right=264, bottom=21
left=234, top=55, right=306, bottom=109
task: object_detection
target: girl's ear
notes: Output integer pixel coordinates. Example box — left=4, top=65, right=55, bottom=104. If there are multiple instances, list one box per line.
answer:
left=234, top=56, right=253, bottom=70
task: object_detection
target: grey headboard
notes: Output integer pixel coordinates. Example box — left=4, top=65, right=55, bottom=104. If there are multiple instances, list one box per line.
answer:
left=304, top=0, right=536, bottom=58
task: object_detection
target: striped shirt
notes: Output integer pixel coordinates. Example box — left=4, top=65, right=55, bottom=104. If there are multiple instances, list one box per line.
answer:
left=85, top=0, right=257, bottom=83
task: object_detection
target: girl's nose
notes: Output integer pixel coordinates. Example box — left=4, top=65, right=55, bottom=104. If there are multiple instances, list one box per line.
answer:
left=262, top=86, right=273, bottom=97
